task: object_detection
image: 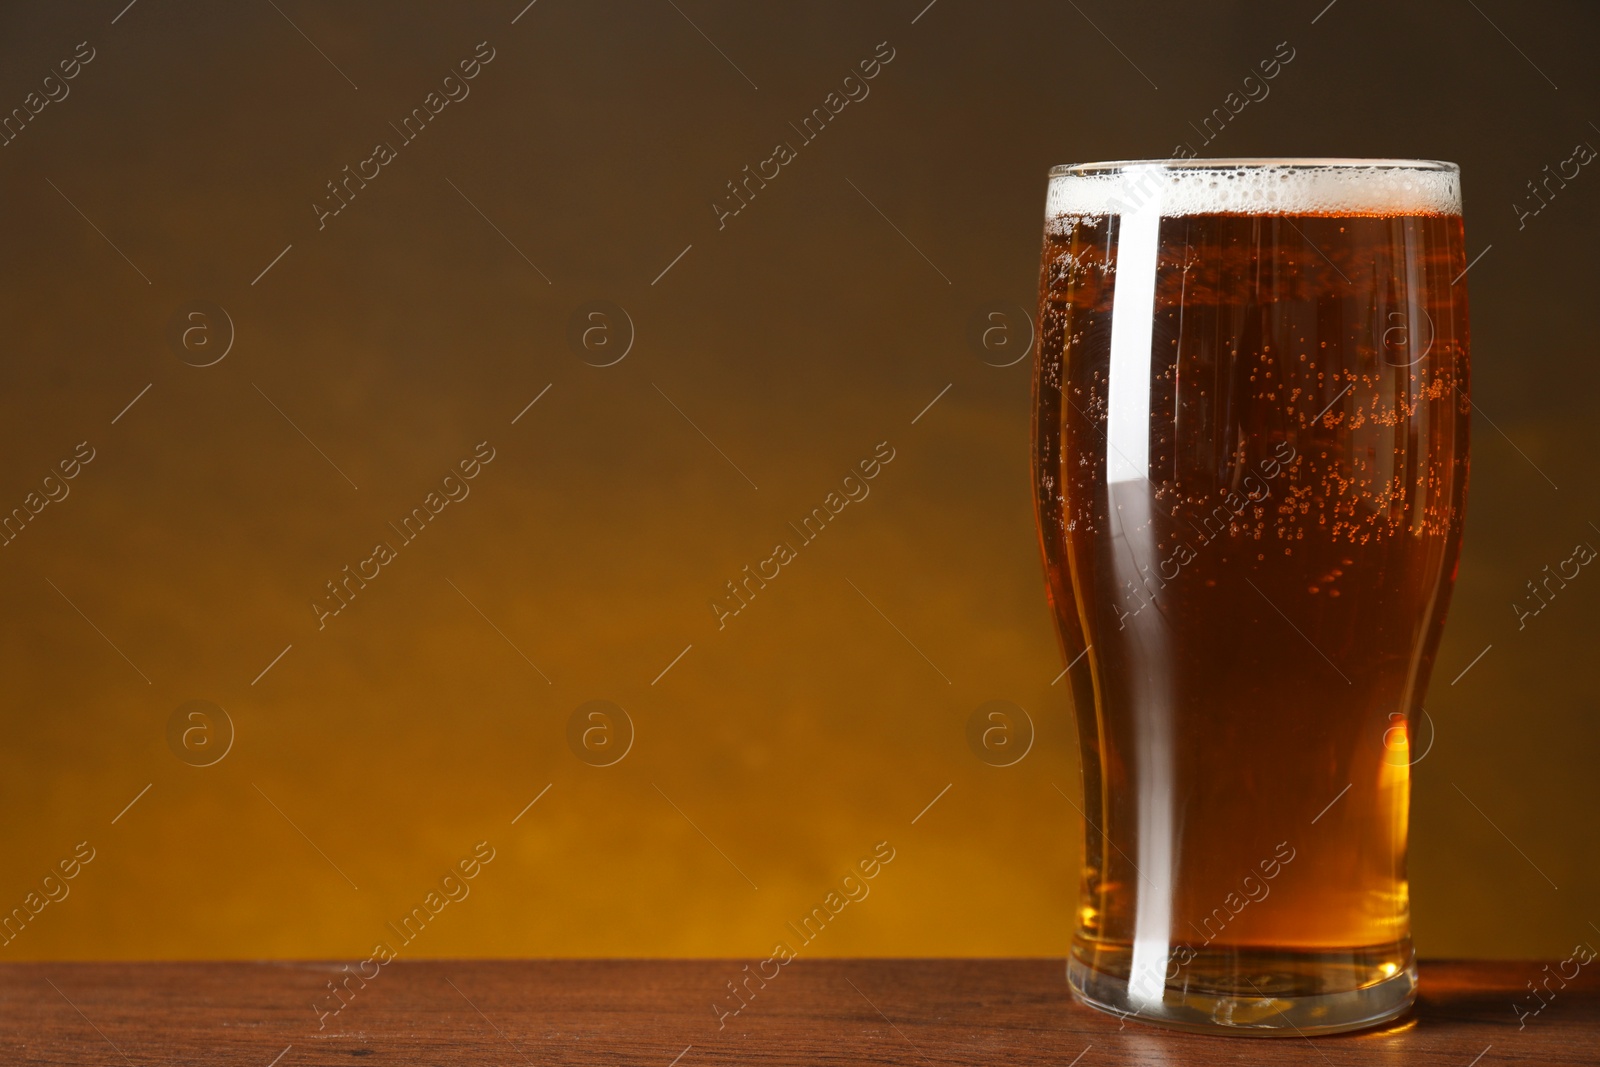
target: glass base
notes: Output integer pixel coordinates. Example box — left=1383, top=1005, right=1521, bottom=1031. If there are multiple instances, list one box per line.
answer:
left=1067, top=945, right=1417, bottom=1037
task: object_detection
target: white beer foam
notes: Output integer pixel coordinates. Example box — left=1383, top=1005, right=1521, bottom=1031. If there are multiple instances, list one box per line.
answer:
left=1045, top=161, right=1461, bottom=219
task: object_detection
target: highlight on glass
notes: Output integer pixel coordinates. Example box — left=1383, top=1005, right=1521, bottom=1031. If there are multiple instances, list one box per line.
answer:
left=1032, top=159, right=1470, bottom=1035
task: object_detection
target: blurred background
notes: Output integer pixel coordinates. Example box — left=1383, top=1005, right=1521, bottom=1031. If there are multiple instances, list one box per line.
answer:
left=0, top=0, right=1594, bottom=961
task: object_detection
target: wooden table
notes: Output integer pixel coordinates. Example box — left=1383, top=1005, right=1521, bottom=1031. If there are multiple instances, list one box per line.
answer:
left=1, top=959, right=1592, bottom=1065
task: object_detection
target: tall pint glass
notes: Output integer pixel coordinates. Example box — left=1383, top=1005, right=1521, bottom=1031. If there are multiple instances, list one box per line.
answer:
left=1032, top=159, right=1469, bottom=1035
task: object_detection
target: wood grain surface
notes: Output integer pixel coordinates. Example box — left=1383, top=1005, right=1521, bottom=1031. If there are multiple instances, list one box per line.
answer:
left=0, top=959, right=1593, bottom=1065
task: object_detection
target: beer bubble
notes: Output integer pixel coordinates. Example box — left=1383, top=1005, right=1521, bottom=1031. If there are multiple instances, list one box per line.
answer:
left=166, top=300, right=234, bottom=367
left=966, top=303, right=1035, bottom=367
left=567, top=699, right=634, bottom=766
left=566, top=300, right=634, bottom=367
left=966, top=699, right=1034, bottom=767
left=165, top=699, right=235, bottom=767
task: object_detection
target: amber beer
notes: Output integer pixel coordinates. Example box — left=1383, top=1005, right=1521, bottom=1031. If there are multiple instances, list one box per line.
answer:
left=1032, top=160, right=1469, bottom=1035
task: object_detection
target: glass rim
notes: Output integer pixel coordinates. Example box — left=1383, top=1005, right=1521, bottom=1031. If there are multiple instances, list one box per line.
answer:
left=1048, top=157, right=1459, bottom=178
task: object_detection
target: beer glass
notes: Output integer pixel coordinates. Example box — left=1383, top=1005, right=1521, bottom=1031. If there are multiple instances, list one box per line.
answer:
left=1032, top=159, right=1469, bottom=1035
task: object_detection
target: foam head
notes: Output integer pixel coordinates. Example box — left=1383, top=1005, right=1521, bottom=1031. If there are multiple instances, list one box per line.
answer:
left=1045, top=159, right=1462, bottom=220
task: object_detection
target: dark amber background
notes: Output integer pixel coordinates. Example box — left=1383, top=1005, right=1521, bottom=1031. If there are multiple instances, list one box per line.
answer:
left=0, top=0, right=1594, bottom=960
